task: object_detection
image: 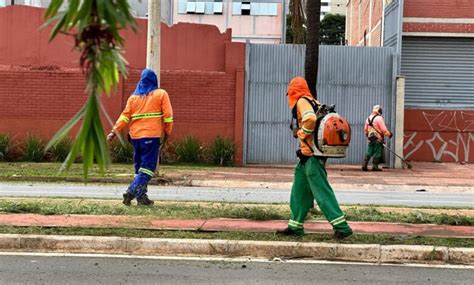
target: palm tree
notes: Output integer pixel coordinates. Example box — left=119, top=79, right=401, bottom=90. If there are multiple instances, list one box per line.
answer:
left=304, top=0, right=321, bottom=98
left=44, top=0, right=137, bottom=178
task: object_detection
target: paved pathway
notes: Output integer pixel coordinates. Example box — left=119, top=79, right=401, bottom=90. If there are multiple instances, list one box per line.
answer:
left=1, top=214, right=472, bottom=239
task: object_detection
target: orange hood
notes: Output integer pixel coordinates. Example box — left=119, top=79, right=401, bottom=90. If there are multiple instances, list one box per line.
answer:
left=287, top=77, right=313, bottom=109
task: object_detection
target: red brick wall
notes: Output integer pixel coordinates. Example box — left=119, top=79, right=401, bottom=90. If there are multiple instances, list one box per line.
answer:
left=404, top=0, right=474, bottom=18
left=403, top=22, right=474, bottom=34
left=347, top=0, right=474, bottom=46
left=0, top=6, right=233, bottom=71
left=404, top=109, right=474, bottom=163
left=0, top=6, right=246, bottom=164
left=346, top=0, right=383, bottom=46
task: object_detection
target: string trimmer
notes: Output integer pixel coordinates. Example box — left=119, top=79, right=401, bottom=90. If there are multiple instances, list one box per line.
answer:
left=382, top=143, right=413, bottom=169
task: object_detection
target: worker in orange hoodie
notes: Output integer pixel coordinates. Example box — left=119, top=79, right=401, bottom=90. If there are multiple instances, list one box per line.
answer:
left=107, top=69, right=173, bottom=206
left=277, top=77, right=352, bottom=240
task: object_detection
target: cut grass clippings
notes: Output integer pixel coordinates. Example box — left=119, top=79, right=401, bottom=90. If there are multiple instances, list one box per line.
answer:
left=0, top=226, right=472, bottom=248
left=0, top=198, right=472, bottom=226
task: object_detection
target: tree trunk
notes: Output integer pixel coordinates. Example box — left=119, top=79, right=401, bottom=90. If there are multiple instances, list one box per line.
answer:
left=290, top=0, right=305, bottom=44
left=304, top=0, right=321, bottom=98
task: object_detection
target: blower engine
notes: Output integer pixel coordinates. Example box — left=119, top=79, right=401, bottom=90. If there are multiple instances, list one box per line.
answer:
left=292, top=99, right=351, bottom=158
left=312, top=104, right=351, bottom=158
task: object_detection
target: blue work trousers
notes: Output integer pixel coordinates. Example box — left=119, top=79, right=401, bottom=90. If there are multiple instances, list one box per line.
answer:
left=127, top=138, right=160, bottom=198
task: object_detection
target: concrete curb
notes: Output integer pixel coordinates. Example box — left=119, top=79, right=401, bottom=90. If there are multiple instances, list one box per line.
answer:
left=0, top=234, right=472, bottom=265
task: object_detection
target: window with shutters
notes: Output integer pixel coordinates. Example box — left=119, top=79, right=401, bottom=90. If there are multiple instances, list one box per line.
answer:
left=178, top=0, right=223, bottom=15
left=232, top=1, right=278, bottom=16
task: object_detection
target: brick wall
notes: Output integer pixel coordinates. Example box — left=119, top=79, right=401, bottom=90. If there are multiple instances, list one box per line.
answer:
left=404, top=109, right=474, bottom=163
left=347, top=0, right=474, bottom=47
left=0, top=6, right=246, bottom=164
left=346, top=0, right=383, bottom=46
left=404, top=0, right=474, bottom=18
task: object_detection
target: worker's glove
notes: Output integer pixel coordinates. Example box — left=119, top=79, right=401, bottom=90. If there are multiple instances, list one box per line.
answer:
left=388, top=132, right=393, bottom=139
left=292, top=128, right=299, bottom=139
left=107, top=131, right=116, bottom=142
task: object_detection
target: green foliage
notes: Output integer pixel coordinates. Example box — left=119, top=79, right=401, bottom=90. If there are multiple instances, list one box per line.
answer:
left=44, top=0, right=137, bottom=178
left=320, top=14, right=346, bottom=45
left=109, top=139, right=134, bottom=164
left=175, top=136, right=202, bottom=163
left=50, top=137, right=73, bottom=162
left=22, top=134, right=46, bottom=162
left=0, top=134, right=11, bottom=161
left=209, top=137, right=235, bottom=166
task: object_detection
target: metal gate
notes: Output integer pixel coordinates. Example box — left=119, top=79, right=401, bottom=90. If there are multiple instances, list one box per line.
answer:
left=401, top=37, right=474, bottom=109
left=244, top=44, right=396, bottom=165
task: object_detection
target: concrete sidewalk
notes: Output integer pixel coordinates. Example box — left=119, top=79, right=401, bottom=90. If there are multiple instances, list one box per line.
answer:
left=163, top=162, right=474, bottom=192
left=1, top=213, right=472, bottom=239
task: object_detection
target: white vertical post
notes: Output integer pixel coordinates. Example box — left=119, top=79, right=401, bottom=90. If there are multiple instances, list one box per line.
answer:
left=147, top=0, right=161, bottom=83
left=395, top=76, right=405, bottom=169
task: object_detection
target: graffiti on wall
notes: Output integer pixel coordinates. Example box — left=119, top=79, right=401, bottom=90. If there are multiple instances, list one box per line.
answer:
left=404, top=111, right=474, bottom=162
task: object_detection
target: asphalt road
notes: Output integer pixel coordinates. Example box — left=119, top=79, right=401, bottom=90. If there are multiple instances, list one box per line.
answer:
left=0, top=182, right=473, bottom=207
left=0, top=254, right=472, bottom=285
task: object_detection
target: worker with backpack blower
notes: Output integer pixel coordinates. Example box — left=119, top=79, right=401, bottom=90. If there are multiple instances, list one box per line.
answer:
left=362, top=105, right=392, bottom=171
left=277, top=77, right=353, bottom=240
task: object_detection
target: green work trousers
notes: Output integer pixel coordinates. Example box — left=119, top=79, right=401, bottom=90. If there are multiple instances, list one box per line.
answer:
left=288, top=156, right=352, bottom=235
left=366, top=141, right=383, bottom=160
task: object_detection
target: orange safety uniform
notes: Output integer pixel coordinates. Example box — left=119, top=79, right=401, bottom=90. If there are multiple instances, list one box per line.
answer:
left=112, top=89, right=173, bottom=139
left=287, top=77, right=319, bottom=156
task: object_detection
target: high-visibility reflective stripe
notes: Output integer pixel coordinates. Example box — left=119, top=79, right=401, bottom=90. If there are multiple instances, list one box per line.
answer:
left=302, top=127, right=313, bottom=134
left=333, top=219, right=347, bottom=226
left=139, top=167, right=155, bottom=177
left=119, top=115, right=129, bottom=123
left=131, top=112, right=163, bottom=120
left=330, top=216, right=345, bottom=225
left=289, top=220, right=304, bottom=228
left=164, top=117, right=173, bottom=123
left=303, top=110, right=316, bottom=117
left=289, top=219, right=303, bottom=226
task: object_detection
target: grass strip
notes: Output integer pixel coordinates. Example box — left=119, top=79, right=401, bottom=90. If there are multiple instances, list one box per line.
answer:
left=0, top=226, right=472, bottom=248
left=0, top=198, right=472, bottom=226
left=0, top=162, right=213, bottom=179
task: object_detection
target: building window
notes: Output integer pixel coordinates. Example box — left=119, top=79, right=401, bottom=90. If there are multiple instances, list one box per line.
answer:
left=232, top=1, right=278, bottom=16
left=178, top=0, right=223, bottom=15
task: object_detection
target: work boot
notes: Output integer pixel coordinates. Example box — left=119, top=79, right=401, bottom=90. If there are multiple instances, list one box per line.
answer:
left=276, top=227, right=303, bottom=237
left=372, top=158, right=382, bottom=171
left=361, top=156, right=370, bottom=171
left=137, top=194, right=154, bottom=206
left=331, top=231, right=353, bottom=241
left=122, top=192, right=135, bottom=207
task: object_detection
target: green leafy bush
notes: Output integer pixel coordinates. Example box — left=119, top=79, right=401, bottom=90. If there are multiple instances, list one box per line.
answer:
left=22, top=134, right=46, bottom=162
left=175, top=136, right=202, bottom=163
left=209, top=136, right=235, bottom=166
left=0, top=133, right=11, bottom=161
left=50, top=137, right=73, bottom=162
left=109, top=139, right=134, bottom=164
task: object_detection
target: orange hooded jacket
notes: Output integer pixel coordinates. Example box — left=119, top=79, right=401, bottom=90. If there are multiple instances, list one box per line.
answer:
left=112, top=89, right=173, bottom=139
left=288, top=77, right=319, bottom=156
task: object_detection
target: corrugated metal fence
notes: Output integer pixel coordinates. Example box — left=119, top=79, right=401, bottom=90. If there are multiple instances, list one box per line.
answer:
left=244, top=44, right=395, bottom=165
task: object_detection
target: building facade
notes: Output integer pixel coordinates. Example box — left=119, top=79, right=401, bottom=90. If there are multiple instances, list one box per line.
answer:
left=1, top=0, right=285, bottom=44
left=345, top=0, right=474, bottom=163
left=173, top=0, right=285, bottom=43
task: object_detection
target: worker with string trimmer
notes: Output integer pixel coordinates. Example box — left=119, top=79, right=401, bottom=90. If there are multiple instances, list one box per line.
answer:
left=362, top=105, right=392, bottom=171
